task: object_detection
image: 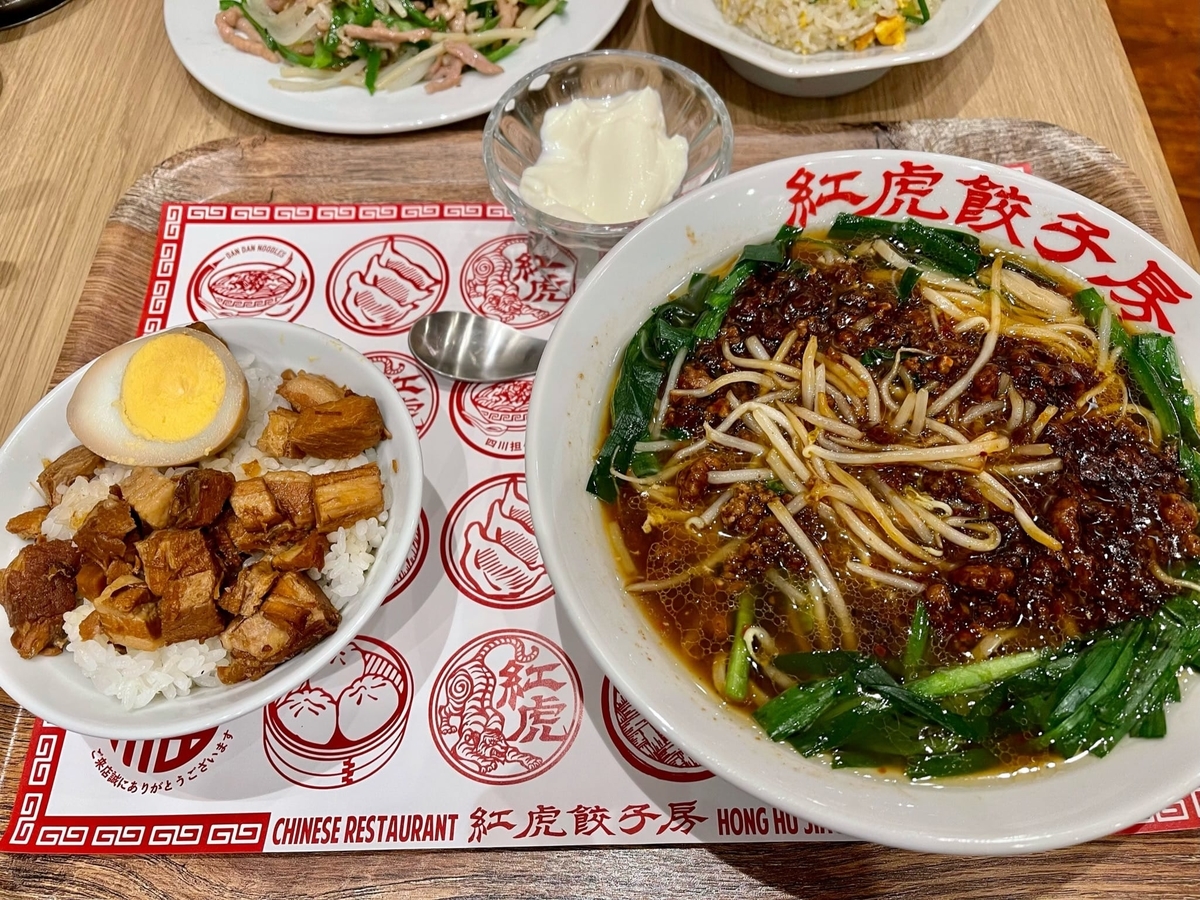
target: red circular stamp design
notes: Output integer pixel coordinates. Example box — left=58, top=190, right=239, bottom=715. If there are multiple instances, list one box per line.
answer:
left=600, top=677, right=713, bottom=783
left=429, top=629, right=582, bottom=785
left=107, top=728, right=219, bottom=776
left=460, top=234, right=574, bottom=330
left=366, top=350, right=440, bottom=439
left=448, top=378, right=531, bottom=459
left=263, top=636, right=413, bottom=789
left=187, top=236, right=313, bottom=321
left=441, top=473, right=551, bottom=609
left=327, top=235, right=448, bottom=335
left=385, top=509, right=430, bottom=604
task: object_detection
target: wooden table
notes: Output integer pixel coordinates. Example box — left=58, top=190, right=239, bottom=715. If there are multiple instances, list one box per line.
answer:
left=1, top=0, right=1199, bottom=896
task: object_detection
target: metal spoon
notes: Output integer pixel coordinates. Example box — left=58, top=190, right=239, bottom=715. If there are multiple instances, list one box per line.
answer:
left=408, top=311, right=545, bottom=382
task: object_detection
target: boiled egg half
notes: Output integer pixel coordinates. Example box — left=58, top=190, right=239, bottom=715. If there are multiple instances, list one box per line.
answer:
left=66, top=328, right=249, bottom=466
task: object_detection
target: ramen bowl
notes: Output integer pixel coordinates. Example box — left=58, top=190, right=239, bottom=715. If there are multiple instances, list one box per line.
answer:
left=525, top=150, right=1200, bottom=853
left=0, top=319, right=424, bottom=740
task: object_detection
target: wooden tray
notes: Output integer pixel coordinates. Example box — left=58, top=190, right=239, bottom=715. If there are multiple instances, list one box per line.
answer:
left=5, top=119, right=1198, bottom=897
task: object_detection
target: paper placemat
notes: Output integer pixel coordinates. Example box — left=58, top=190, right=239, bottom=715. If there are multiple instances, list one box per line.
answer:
left=0, top=202, right=1192, bottom=854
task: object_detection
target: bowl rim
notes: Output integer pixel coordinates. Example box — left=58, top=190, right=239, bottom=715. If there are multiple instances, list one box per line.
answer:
left=650, top=0, right=1003, bottom=79
left=482, top=48, right=735, bottom=236
left=525, top=148, right=1200, bottom=854
left=0, top=318, right=425, bottom=740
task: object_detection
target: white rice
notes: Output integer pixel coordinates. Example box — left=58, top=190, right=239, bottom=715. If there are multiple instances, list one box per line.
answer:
left=716, top=0, right=944, bottom=55
left=63, top=603, right=226, bottom=711
left=49, top=354, right=390, bottom=708
left=41, top=466, right=133, bottom=541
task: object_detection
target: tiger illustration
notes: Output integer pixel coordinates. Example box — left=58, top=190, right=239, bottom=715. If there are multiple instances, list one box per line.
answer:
left=436, top=635, right=545, bottom=775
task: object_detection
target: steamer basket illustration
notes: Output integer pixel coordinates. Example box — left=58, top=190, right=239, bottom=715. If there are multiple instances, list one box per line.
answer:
left=264, top=637, right=413, bottom=789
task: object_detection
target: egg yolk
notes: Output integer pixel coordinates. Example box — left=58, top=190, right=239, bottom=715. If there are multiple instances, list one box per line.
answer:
left=120, top=334, right=226, bottom=442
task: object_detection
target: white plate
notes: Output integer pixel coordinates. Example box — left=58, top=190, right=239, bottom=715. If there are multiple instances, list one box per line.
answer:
left=164, top=0, right=631, bottom=134
left=525, top=150, right=1200, bottom=853
left=0, top=319, right=424, bottom=740
left=651, top=0, right=1001, bottom=96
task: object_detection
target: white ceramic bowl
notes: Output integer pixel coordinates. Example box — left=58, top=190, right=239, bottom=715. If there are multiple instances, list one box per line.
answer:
left=651, top=0, right=1001, bottom=97
left=0, top=319, right=423, bottom=740
left=526, top=149, right=1200, bottom=853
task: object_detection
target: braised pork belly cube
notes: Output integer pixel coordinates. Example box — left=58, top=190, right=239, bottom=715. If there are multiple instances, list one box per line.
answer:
left=135, top=528, right=220, bottom=597
left=313, top=463, right=384, bottom=533
left=12, top=618, right=67, bottom=658
left=229, top=477, right=283, bottom=533
left=171, top=468, right=235, bottom=528
left=263, top=470, right=315, bottom=530
left=287, top=396, right=385, bottom=459
left=216, top=512, right=271, bottom=555
left=73, top=495, right=136, bottom=567
left=2, top=540, right=80, bottom=658
left=79, top=609, right=104, bottom=642
left=215, top=656, right=274, bottom=684
left=265, top=572, right=340, bottom=642
left=119, top=467, right=176, bottom=529
left=37, top=446, right=104, bottom=506
left=161, top=569, right=224, bottom=644
left=219, top=558, right=277, bottom=617
left=5, top=507, right=49, bottom=540
left=220, top=615, right=293, bottom=670
left=277, top=371, right=346, bottom=411
left=106, top=558, right=135, bottom=583
left=272, top=532, right=328, bottom=572
left=206, top=518, right=245, bottom=584
left=75, top=561, right=108, bottom=601
left=218, top=572, right=340, bottom=684
left=256, top=409, right=301, bottom=459
left=92, top=575, right=163, bottom=651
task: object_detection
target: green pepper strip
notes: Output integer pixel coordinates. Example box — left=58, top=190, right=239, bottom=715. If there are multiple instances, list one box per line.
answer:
left=397, top=0, right=447, bottom=30
left=219, top=0, right=332, bottom=68
left=485, top=41, right=522, bottom=64
left=363, top=45, right=382, bottom=94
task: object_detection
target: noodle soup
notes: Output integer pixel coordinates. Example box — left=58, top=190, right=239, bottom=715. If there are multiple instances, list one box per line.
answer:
left=590, top=215, right=1200, bottom=780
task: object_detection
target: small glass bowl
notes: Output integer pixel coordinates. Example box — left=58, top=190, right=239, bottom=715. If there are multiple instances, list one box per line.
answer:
left=483, top=49, right=735, bottom=276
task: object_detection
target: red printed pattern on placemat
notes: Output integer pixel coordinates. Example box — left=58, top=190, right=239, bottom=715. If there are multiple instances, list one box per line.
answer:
left=460, top=234, right=573, bottom=329
left=327, top=235, right=449, bottom=336
left=386, top=509, right=431, bottom=604
left=601, top=678, right=712, bottom=783
left=187, top=236, right=313, bottom=321
left=449, top=379, right=531, bottom=459
left=265, top=637, right=414, bottom=790
left=429, top=630, right=582, bottom=785
left=367, top=350, right=440, bottom=439
left=0, top=722, right=268, bottom=853
left=441, top=474, right=551, bottom=609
